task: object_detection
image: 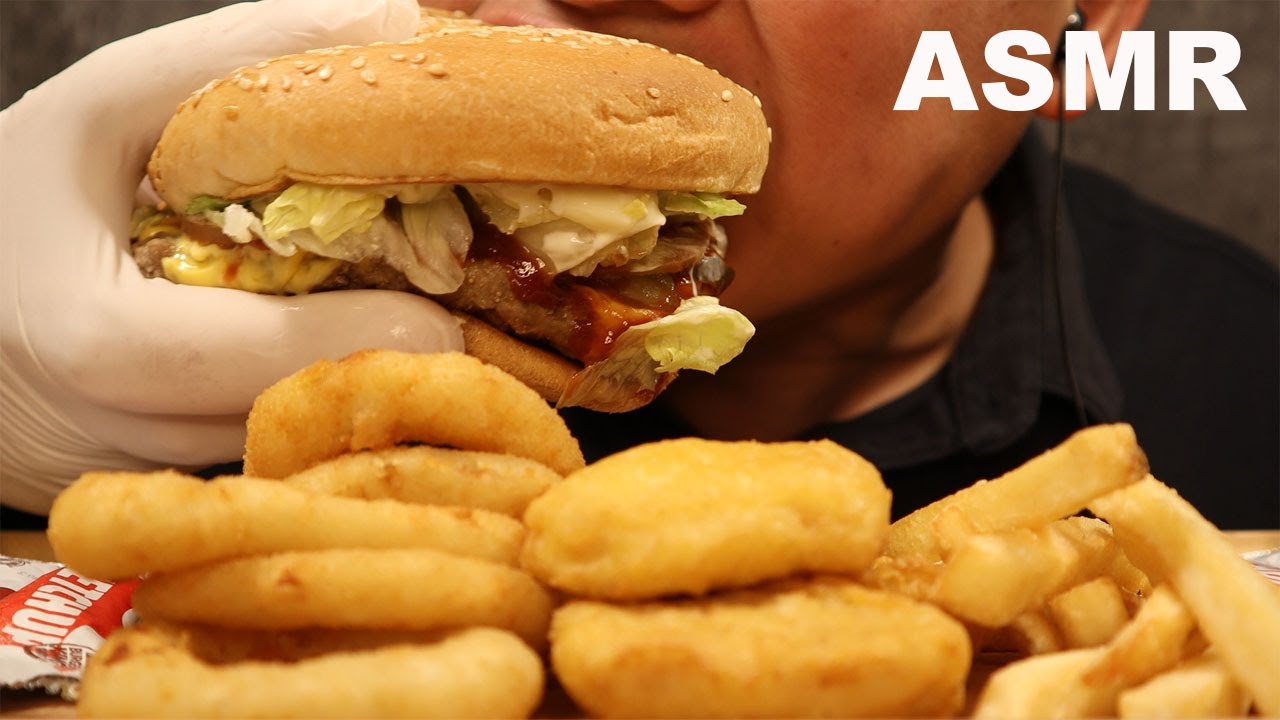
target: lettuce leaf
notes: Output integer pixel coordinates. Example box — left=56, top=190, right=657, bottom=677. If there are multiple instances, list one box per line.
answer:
left=659, top=191, right=746, bottom=219
left=557, top=296, right=754, bottom=411
left=466, top=184, right=667, bottom=274
left=203, top=203, right=264, bottom=245
left=184, top=195, right=232, bottom=215
left=635, top=296, right=755, bottom=373
left=262, top=183, right=386, bottom=244
left=397, top=192, right=473, bottom=294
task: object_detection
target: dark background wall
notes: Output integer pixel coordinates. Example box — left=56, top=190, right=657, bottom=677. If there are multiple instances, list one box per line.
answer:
left=2, top=0, right=1277, bottom=265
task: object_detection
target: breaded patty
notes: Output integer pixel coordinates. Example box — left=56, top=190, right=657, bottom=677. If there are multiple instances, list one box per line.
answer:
left=521, top=438, right=891, bottom=600
left=550, top=578, right=972, bottom=718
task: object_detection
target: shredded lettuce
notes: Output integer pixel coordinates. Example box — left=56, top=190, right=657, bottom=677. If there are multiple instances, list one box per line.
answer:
left=262, top=183, right=386, bottom=244
left=368, top=184, right=449, bottom=204
left=557, top=296, right=754, bottom=410
left=203, top=203, right=264, bottom=245
left=184, top=195, right=232, bottom=215
left=465, top=184, right=667, bottom=274
left=634, top=296, right=755, bottom=373
left=398, top=192, right=473, bottom=294
left=129, top=206, right=166, bottom=239
left=659, top=191, right=746, bottom=219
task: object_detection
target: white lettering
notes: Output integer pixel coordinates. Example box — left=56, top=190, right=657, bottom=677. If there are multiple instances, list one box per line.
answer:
left=1066, top=31, right=1155, bottom=111
left=49, top=572, right=108, bottom=602
left=1, top=625, right=62, bottom=646
left=11, top=608, right=74, bottom=637
left=896, top=29, right=1244, bottom=112
left=895, top=31, right=978, bottom=111
left=981, top=30, right=1053, bottom=111
left=28, top=588, right=92, bottom=615
left=1169, top=30, right=1245, bottom=110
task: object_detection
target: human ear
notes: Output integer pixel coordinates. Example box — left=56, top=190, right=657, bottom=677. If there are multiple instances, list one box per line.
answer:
left=1035, top=0, right=1151, bottom=120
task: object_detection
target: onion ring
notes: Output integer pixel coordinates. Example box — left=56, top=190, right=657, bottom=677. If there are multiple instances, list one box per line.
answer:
left=128, top=620, right=475, bottom=663
left=49, top=471, right=525, bottom=580
left=243, top=350, right=585, bottom=477
left=283, top=445, right=560, bottom=518
left=130, top=548, right=555, bottom=650
left=79, top=625, right=544, bottom=719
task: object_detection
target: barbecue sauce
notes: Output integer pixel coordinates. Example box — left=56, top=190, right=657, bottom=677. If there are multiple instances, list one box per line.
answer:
left=467, top=220, right=691, bottom=364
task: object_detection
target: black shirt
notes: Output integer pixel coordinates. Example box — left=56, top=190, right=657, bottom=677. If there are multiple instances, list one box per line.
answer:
left=564, top=131, right=1280, bottom=530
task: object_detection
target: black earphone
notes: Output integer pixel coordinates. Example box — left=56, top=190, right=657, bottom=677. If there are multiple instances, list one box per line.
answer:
left=1051, top=7, right=1089, bottom=428
left=1057, top=8, right=1088, bottom=64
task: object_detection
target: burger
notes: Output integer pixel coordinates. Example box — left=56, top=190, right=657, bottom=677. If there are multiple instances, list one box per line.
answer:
left=130, top=20, right=770, bottom=412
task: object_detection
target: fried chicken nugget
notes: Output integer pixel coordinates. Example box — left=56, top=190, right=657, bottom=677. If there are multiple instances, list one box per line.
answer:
left=550, top=579, right=972, bottom=718
left=244, top=351, right=585, bottom=478
left=284, top=445, right=560, bottom=518
left=79, top=625, right=544, bottom=719
left=522, top=438, right=891, bottom=599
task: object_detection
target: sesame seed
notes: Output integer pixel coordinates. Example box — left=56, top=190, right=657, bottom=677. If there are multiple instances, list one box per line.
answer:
left=254, top=61, right=269, bottom=69
left=390, top=53, right=406, bottom=61
left=318, top=65, right=333, bottom=81
left=256, top=75, right=269, bottom=90
left=507, top=39, right=523, bottom=44
left=360, top=69, right=377, bottom=85
left=426, top=63, right=447, bottom=77
left=720, top=89, right=733, bottom=102
left=293, top=61, right=306, bottom=69
left=223, top=105, right=239, bottom=120
left=281, top=76, right=293, bottom=91
left=410, top=53, right=426, bottom=64
left=236, top=77, right=254, bottom=91
left=351, top=55, right=367, bottom=69
left=301, top=63, right=319, bottom=74
left=646, top=87, right=661, bottom=99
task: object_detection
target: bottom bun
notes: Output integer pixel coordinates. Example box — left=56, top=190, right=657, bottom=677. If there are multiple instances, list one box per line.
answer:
left=454, top=313, right=580, bottom=406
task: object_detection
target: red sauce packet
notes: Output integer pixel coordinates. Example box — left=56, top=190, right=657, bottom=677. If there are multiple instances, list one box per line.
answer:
left=0, top=555, right=137, bottom=701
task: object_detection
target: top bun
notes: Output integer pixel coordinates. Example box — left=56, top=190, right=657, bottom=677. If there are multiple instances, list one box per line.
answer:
left=149, top=23, right=772, bottom=211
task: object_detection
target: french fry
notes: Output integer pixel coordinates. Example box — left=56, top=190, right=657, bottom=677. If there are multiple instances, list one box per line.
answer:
left=1080, top=585, right=1196, bottom=688
left=858, top=555, right=944, bottom=603
left=972, top=647, right=1107, bottom=719
left=1103, top=545, right=1153, bottom=615
left=1117, top=650, right=1252, bottom=718
left=983, top=609, right=1063, bottom=656
left=886, top=424, right=1148, bottom=561
left=1089, top=476, right=1280, bottom=716
left=973, top=584, right=1198, bottom=718
left=1048, top=576, right=1130, bottom=649
left=933, top=517, right=1118, bottom=627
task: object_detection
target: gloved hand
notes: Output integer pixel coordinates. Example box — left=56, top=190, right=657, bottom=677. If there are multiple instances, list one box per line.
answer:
left=1, top=0, right=464, bottom=515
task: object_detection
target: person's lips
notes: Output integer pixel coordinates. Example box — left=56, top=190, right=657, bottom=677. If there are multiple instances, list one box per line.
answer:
left=469, top=4, right=573, bottom=29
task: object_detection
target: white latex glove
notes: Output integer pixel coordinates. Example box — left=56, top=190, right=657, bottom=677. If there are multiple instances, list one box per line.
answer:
left=1, top=0, right=464, bottom=515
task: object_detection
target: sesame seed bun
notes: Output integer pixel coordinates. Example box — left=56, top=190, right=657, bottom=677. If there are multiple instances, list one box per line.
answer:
left=148, top=24, right=771, bottom=212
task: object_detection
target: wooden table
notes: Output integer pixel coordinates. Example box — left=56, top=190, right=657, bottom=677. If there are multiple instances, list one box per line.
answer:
left=3, top=529, right=1277, bottom=718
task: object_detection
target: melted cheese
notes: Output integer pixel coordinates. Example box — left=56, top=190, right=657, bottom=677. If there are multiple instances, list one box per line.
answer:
left=161, top=239, right=340, bottom=295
